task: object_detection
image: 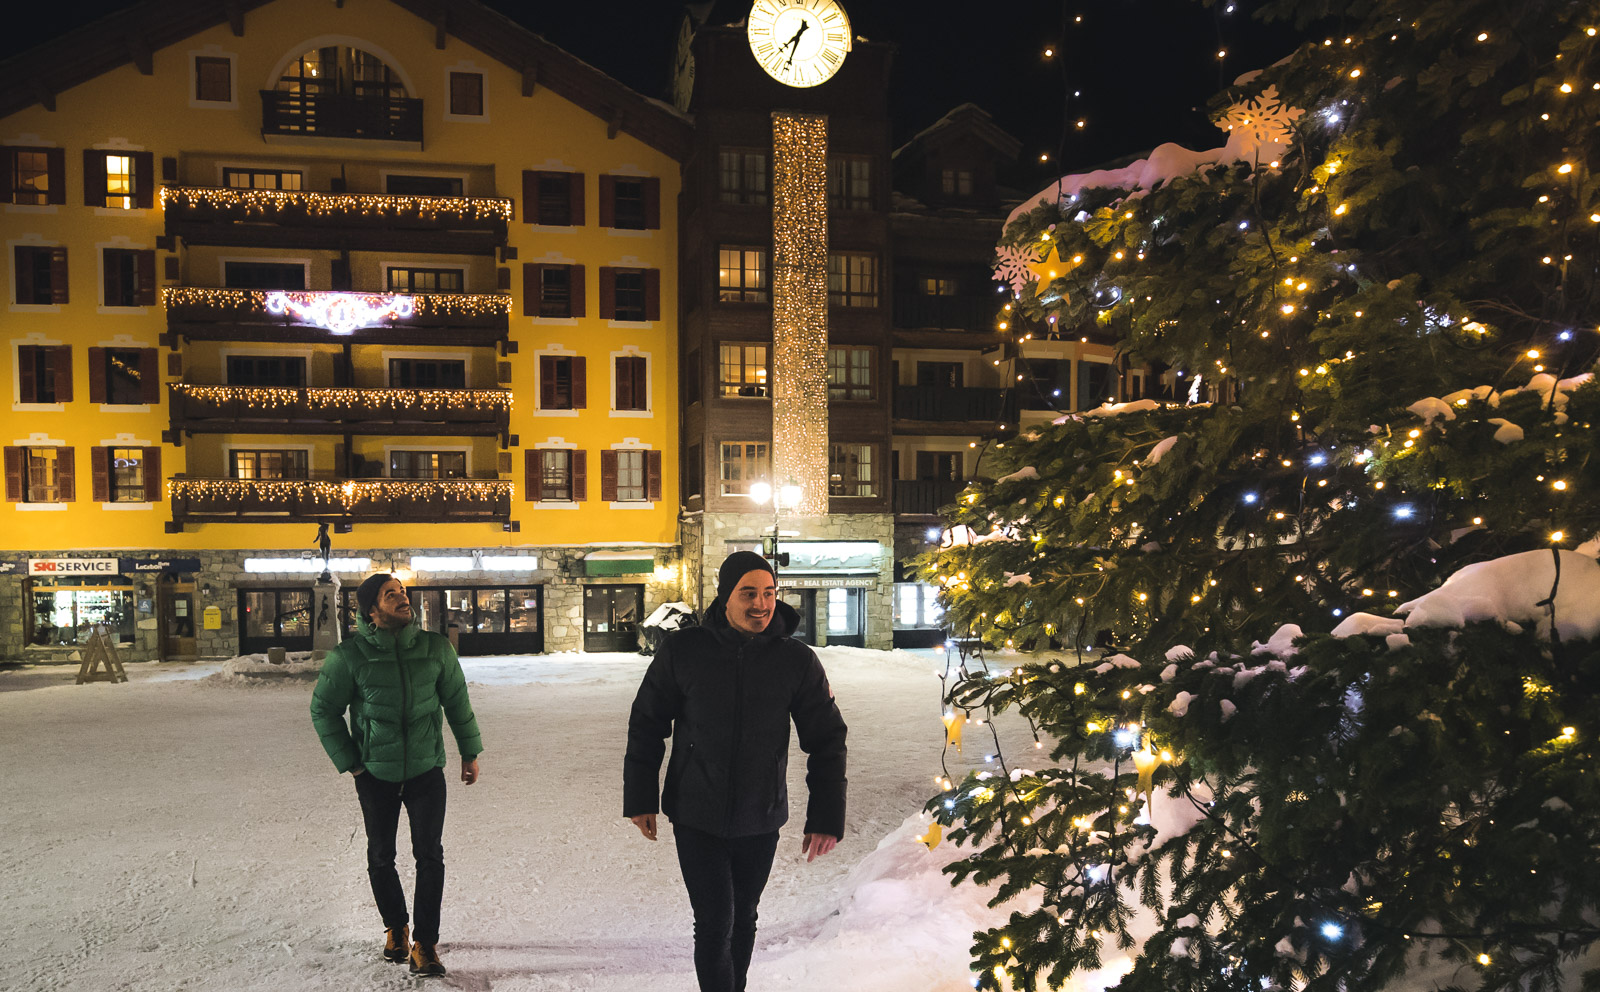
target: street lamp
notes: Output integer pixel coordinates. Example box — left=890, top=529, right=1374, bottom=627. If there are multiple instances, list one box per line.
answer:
left=748, top=478, right=802, bottom=575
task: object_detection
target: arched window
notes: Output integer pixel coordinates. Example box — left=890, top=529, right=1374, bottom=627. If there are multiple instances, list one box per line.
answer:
left=277, top=45, right=406, bottom=100
left=263, top=45, right=419, bottom=141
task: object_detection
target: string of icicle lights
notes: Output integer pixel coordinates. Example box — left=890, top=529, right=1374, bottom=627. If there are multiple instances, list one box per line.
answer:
left=168, top=479, right=514, bottom=506
left=159, top=185, right=513, bottom=222
left=161, top=287, right=511, bottom=318
left=169, top=383, right=513, bottom=411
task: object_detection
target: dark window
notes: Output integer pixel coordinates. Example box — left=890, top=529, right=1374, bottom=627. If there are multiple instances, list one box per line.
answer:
left=387, top=267, right=464, bottom=294
left=685, top=348, right=701, bottom=406
left=718, top=246, right=768, bottom=303
left=389, top=358, right=465, bottom=388
left=615, top=355, right=648, bottom=411
left=102, top=248, right=152, bottom=308
left=828, top=156, right=871, bottom=211
left=226, top=355, right=306, bottom=387
left=921, top=276, right=958, bottom=295
left=539, top=449, right=572, bottom=501
left=599, top=267, right=657, bottom=321
left=230, top=449, right=308, bottom=479
left=195, top=56, right=232, bottom=102
left=916, top=451, right=962, bottom=481
left=540, top=266, right=572, bottom=318
left=718, top=150, right=768, bottom=205
left=829, top=443, right=876, bottom=497
left=1022, top=358, right=1070, bottom=407
left=389, top=451, right=466, bottom=479
left=942, top=169, right=973, bottom=196
left=223, top=168, right=302, bottom=190
left=526, top=171, right=582, bottom=226
left=539, top=355, right=578, bottom=409
left=719, top=343, right=768, bottom=397
left=827, top=347, right=874, bottom=401
left=17, top=345, right=69, bottom=403
left=615, top=450, right=647, bottom=502
left=612, top=178, right=646, bottom=229
left=613, top=270, right=647, bottom=322
left=828, top=252, right=878, bottom=308
left=224, top=261, right=305, bottom=290
left=916, top=361, right=964, bottom=389
left=684, top=442, right=702, bottom=499
left=24, top=447, right=65, bottom=502
left=14, top=245, right=66, bottom=304
left=7, top=147, right=62, bottom=205
left=1078, top=360, right=1117, bottom=411
left=385, top=175, right=463, bottom=196
left=104, top=349, right=145, bottom=405
left=449, top=72, right=484, bottom=116
left=109, top=446, right=146, bottom=502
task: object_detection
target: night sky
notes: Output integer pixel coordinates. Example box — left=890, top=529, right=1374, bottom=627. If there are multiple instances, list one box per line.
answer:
left=5, top=0, right=1311, bottom=180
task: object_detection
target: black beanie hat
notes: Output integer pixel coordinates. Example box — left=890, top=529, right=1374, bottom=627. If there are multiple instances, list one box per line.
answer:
left=717, top=550, right=775, bottom=601
left=357, top=572, right=395, bottom=619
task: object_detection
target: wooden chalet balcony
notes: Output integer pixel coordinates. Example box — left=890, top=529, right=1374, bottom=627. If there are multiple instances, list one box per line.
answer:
left=161, top=288, right=510, bottom=346
left=892, top=385, right=1016, bottom=426
left=167, top=478, right=512, bottom=529
left=893, top=478, right=970, bottom=517
left=167, top=384, right=513, bottom=442
left=160, top=185, right=511, bottom=255
left=893, top=292, right=998, bottom=332
left=260, top=90, right=423, bottom=143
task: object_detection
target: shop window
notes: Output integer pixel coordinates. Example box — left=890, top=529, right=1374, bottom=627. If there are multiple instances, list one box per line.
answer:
left=389, top=450, right=466, bottom=479
left=718, top=343, right=768, bottom=397
left=719, top=441, right=769, bottom=496
left=718, top=149, right=768, bottom=205
left=894, top=583, right=944, bottom=629
left=389, top=358, right=465, bottom=388
left=827, top=346, right=873, bottom=401
left=14, top=245, right=68, bottom=305
left=827, top=252, right=878, bottom=308
left=31, top=585, right=135, bottom=645
left=829, top=442, right=875, bottom=497
left=718, top=246, right=768, bottom=303
left=242, top=588, right=311, bottom=642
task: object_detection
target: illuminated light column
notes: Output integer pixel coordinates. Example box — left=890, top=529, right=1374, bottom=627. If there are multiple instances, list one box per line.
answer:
left=770, top=111, right=830, bottom=517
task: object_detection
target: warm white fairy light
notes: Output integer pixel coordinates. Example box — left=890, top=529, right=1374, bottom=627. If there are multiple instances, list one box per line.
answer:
left=170, top=382, right=512, bottom=411
left=169, top=478, right=512, bottom=506
left=162, top=287, right=510, bottom=319
left=160, top=185, right=513, bottom=222
left=771, top=111, right=831, bottom=516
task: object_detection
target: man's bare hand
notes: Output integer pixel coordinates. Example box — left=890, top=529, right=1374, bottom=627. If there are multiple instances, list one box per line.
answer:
left=462, top=757, right=480, bottom=785
left=631, top=813, right=658, bottom=841
left=802, top=833, right=838, bottom=862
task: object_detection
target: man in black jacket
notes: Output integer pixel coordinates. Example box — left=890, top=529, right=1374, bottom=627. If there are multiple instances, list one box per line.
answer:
left=624, top=550, right=848, bottom=992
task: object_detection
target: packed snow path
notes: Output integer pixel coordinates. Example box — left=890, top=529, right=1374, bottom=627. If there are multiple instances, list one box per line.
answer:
left=0, top=648, right=1034, bottom=992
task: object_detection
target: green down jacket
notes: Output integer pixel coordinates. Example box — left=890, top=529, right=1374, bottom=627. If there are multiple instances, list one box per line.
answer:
left=310, top=614, right=483, bottom=782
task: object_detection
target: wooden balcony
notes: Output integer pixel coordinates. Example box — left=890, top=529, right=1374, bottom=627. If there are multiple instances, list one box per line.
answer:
left=167, top=384, right=513, bottom=443
left=161, top=185, right=511, bottom=255
left=893, top=478, right=970, bottom=517
left=167, top=478, right=512, bottom=530
left=260, top=90, right=423, bottom=143
left=893, top=292, right=998, bottom=332
left=892, top=385, right=1016, bottom=432
left=161, top=288, right=510, bottom=346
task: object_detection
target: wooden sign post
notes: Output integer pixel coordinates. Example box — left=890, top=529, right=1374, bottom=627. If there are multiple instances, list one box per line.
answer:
left=76, top=624, right=129, bottom=684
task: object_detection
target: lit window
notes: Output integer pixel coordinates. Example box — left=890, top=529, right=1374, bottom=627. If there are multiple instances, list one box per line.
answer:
left=105, top=155, right=134, bottom=210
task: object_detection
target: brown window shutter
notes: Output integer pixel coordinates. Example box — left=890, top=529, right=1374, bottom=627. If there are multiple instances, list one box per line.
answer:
left=524, top=450, right=543, bottom=501
left=88, top=347, right=107, bottom=403
left=56, top=447, right=76, bottom=502
left=91, top=446, right=110, bottom=502
left=598, top=267, right=616, bottom=320
left=3, top=447, right=22, bottom=501
left=18, top=348, right=37, bottom=404
left=523, top=263, right=542, bottom=316
left=644, top=269, right=660, bottom=321
left=49, top=246, right=68, bottom=304
left=164, top=255, right=179, bottom=281
left=614, top=357, right=631, bottom=411
left=167, top=352, right=182, bottom=377
left=0, top=151, right=11, bottom=205
left=643, top=177, right=661, bottom=229
left=571, top=449, right=587, bottom=501
left=569, top=172, right=585, bottom=225
left=569, top=264, right=586, bottom=318
left=647, top=450, right=662, bottom=502
left=161, top=156, right=177, bottom=182
left=83, top=150, right=107, bottom=207
left=139, top=348, right=160, bottom=403
left=136, top=250, right=156, bottom=305
left=572, top=356, right=587, bottom=409
left=539, top=355, right=555, bottom=409
left=521, top=170, right=537, bottom=224
left=598, top=174, right=615, bottom=227
left=133, top=151, right=155, bottom=209
left=46, top=149, right=66, bottom=205
left=103, top=249, right=122, bottom=305
left=53, top=345, right=73, bottom=402
left=142, top=447, right=163, bottom=502
left=600, top=450, right=618, bottom=502
left=497, top=266, right=511, bottom=290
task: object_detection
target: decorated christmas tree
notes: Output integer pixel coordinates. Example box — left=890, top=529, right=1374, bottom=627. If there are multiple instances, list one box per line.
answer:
left=921, top=0, right=1600, bottom=988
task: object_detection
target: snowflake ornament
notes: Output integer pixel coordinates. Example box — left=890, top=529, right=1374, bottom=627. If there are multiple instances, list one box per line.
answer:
left=1216, top=84, right=1304, bottom=161
left=994, top=242, right=1044, bottom=296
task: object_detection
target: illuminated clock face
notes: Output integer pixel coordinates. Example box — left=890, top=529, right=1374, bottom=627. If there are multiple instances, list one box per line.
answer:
left=747, top=0, right=851, bottom=88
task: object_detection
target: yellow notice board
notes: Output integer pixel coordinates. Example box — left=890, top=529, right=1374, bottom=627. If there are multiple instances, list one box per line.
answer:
left=203, top=605, right=222, bottom=630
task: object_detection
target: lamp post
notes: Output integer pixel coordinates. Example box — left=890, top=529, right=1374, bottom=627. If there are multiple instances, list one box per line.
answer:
left=748, top=478, right=803, bottom=579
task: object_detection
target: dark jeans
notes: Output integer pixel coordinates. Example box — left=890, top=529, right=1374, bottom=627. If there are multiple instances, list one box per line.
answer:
left=673, top=823, right=781, bottom=992
left=354, top=765, right=447, bottom=945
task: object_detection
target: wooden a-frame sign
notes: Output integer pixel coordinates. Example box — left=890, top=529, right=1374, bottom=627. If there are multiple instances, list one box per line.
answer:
left=76, top=624, right=129, bottom=684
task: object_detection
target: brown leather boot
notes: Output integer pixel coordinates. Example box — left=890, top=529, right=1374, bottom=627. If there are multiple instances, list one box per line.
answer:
left=409, top=941, right=446, bottom=977
left=382, top=925, right=408, bottom=962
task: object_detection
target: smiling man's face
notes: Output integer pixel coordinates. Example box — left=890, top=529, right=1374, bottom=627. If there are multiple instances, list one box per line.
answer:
left=727, top=569, right=776, bottom=635
left=369, top=579, right=413, bottom=630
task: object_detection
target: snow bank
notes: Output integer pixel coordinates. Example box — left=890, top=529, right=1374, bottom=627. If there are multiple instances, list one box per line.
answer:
left=219, top=651, right=323, bottom=675
left=1396, top=550, right=1600, bottom=641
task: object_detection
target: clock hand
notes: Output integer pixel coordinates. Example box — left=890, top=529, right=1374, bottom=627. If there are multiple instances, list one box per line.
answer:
left=781, top=19, right=809, bottom=68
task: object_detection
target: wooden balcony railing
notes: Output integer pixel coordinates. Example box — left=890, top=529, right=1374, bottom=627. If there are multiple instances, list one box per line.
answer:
left=893, top=478, right=970, bottom=516
left=893, top=385, right=1015, bottom=424
left=260, top=90, right=423, bottom=142
left=892, top=292, right=998, bottom=331
left=168, top=478, right=512, bottom=528
left=167, top=384, right=513, bottom=441
left=161, top=288, right=510, bottom=345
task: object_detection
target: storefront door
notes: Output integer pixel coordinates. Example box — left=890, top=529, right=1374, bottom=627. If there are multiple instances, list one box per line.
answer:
left=823, top=588, right=865, bottom=647
left=780, top=589, right=814, bottom=644
left=583, top=584, right=644, bottom=653
left=158, top=580, right=198, bottom=660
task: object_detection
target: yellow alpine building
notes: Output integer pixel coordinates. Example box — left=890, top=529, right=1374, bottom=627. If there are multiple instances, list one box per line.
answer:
left=1, top=0, right=690, bottom=660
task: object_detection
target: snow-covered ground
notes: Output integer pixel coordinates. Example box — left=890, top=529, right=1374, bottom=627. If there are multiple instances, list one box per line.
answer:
left=0, top=646, right=1037, bottom=992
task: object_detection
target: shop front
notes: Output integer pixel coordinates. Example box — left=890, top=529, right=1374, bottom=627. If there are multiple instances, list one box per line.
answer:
left=23, top=556, right=203, bottom=661
left=774, top=541, right=883, bottom=649
left=338, top=583, right=546, bottom=656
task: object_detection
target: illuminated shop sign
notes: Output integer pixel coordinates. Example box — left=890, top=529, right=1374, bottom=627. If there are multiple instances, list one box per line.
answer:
left=265, top=292, right=414, bottom=334
left=27, top=558, right=203, bottom=576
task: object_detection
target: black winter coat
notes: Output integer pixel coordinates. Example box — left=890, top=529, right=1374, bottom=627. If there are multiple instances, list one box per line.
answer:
left=623, top=597, right=848, bottom=839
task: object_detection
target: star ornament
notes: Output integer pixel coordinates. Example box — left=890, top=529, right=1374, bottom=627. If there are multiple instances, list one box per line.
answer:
left=1026, top=244, right=1071, bottom=300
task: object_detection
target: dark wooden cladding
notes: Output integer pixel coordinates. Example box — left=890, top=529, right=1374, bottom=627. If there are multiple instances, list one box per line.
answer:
left=893, top=478, right=969, bottom=517
left=169, top=479, right=512, bottom=525
left=892, top=384, right=1015, bottom=425
left=168, top=385, right=513, bottom=441
left=260, top=90, right=423, bottom=142
left=165, top=321, right=507, bottom=348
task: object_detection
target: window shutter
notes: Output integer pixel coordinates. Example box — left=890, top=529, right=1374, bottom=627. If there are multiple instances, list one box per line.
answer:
left=522, top=263, right=542, bottom=316
left=142, top=447, right=163, bottom=502
left=56, top=447, right=75, bottom=502
left=82, top=150, right=107, bottom=207
left=571, top=449, right=587, bottom=501
left=521, top=170, right=537, bottom=224
left=136, top=250, right=157, bottom=305
left=647, top=450, right=662, bottom=502
left=524, top=450, right=543, bottom=501
left=53, top=345, right=73, bottom=401
left=162, top=156, right=177, bottom=182
left=598, top=267, right=616, bottom=320
left=569, top=172, right=585, bottom=225
left=644, top=269, right=660, bottom=321
left=18, top=348, right=37, bottom=404
left=0, top=152, right=11, bottom=205
left=91, top=446, right=110, bottom=502
left=133, top=152, right=154, bottom=209
left=600, top=450, right=618, bottom=502
left=598, top=174, right=615, bottom=227
left=49, top=247, right=68, bottom=304
left=4, top=447, right=23, bottom=501
left=572, top=356, right=587, bottom=409
left=88, top=347, right=107, bottom=403
left=614, top=357, right=631, bottom=411
left=539, top=355, right=555, bottom=409
left=139, top=348, right=160, bottom=403
left=643, top=177, right=661, bottom=229
left=46, top=149, right=66, bottom=205
left=569, top=264, right=586, bottom=318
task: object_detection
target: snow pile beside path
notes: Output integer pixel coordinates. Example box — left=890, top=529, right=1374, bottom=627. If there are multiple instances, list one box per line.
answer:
left=218, top=651, right=322, bottom=675
left=1396, top=550, right=1600, bottom=641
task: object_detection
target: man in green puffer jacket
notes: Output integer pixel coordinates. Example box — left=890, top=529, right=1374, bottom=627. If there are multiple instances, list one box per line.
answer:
left=310, top=572, right=483, bottom=978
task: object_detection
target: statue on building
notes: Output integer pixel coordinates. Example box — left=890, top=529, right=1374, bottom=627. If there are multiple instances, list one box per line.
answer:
left=314, top=523, right=333, bottom=581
